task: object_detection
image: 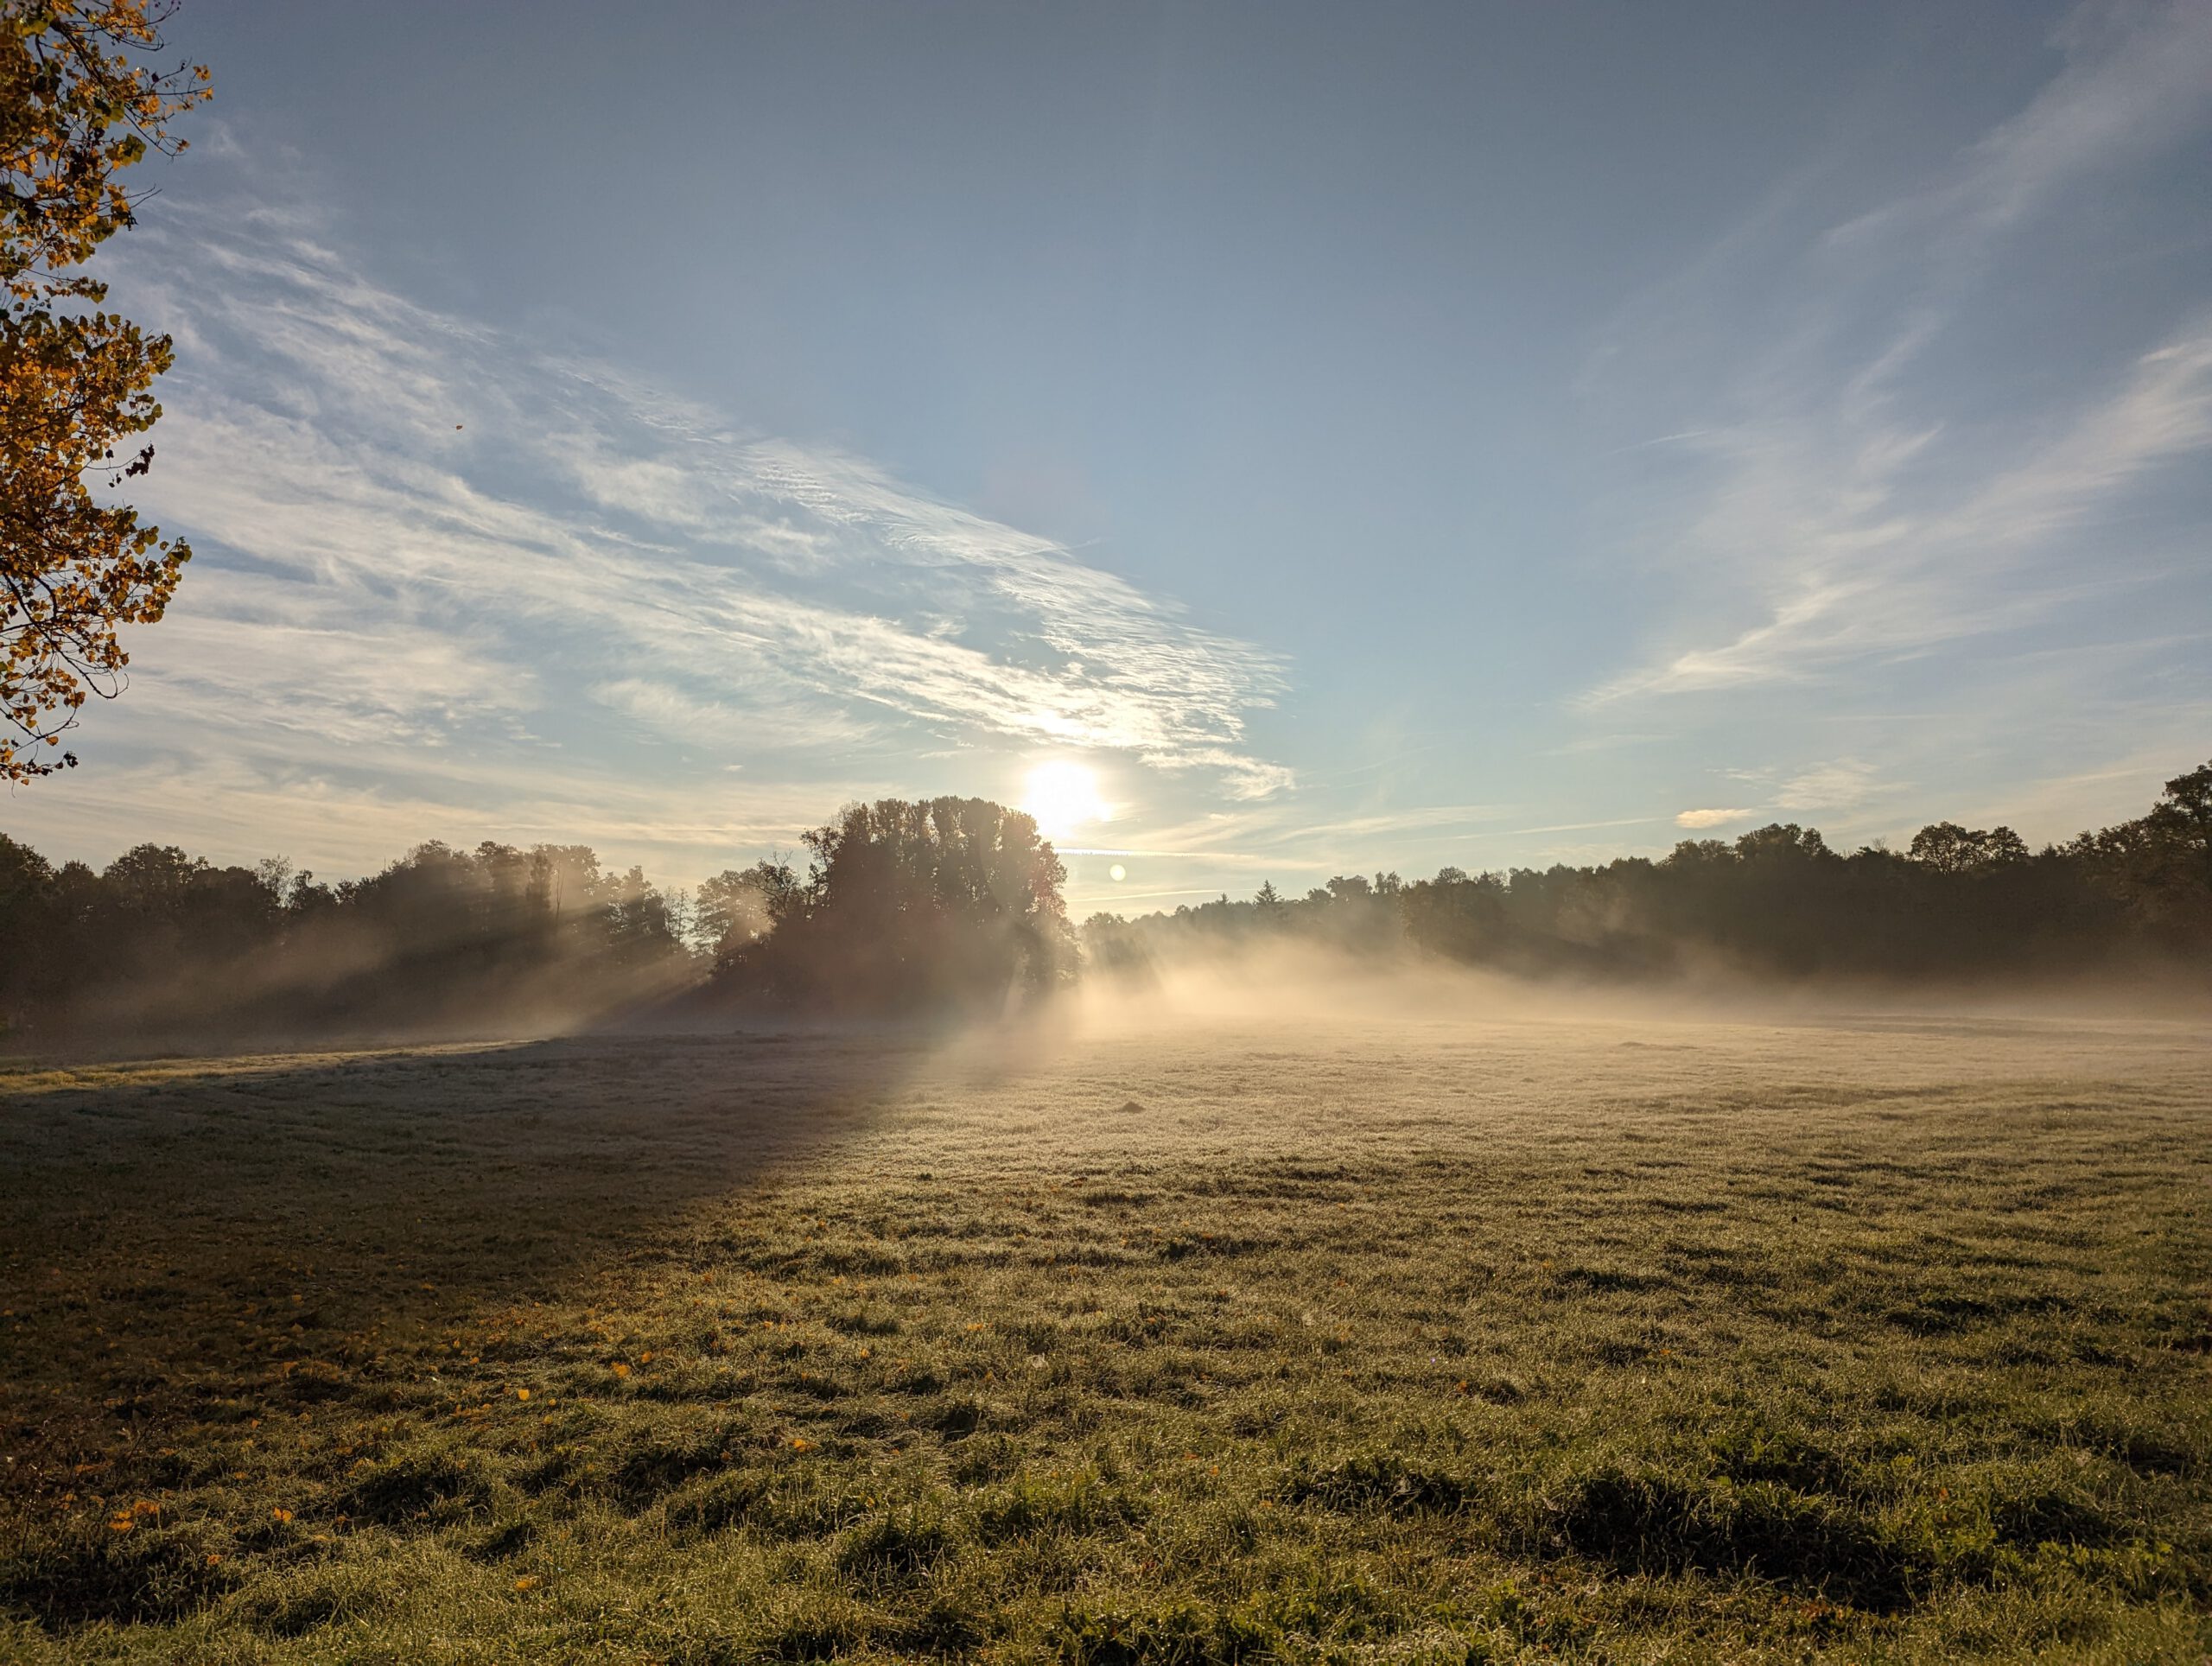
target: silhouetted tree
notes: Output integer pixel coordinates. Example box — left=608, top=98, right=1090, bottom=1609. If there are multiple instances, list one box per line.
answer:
left=1910, top=822, right=2029, bottom=874
left=715, top=797, right=1075, bottom=1011
left=2083, top=761, right=2212, bottom=940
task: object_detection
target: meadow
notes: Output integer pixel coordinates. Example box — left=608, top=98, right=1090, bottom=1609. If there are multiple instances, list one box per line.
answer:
left=1, top=980, right=2208, bottom=1663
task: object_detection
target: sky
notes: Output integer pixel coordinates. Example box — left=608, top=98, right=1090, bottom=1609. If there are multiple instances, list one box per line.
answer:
left=6, top=0, right=2210, bottom=912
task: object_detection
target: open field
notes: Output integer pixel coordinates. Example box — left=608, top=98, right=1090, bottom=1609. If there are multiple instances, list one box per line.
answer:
left=2, top=989, right=2209, bottom=1663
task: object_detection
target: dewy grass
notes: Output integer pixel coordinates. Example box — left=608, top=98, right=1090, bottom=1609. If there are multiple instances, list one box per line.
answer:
left=1, top=1003, right=2208, bottom=1662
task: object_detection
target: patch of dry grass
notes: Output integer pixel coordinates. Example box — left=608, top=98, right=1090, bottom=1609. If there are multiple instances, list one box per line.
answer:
left=2, top=1002, right=2208, bottom=1662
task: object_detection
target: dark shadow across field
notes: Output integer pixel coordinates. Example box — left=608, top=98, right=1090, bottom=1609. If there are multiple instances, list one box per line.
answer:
left=0, top=1028, right=941, bottom=1502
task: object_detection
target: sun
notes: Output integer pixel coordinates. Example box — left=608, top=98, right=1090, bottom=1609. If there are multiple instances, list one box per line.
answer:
left=1020, top=760, right=1109, bottom=843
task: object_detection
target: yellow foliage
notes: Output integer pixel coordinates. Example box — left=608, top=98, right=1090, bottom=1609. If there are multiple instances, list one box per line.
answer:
left=1, top=1, right=208, bottom=779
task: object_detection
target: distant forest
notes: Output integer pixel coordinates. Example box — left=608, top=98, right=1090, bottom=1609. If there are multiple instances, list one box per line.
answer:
left=1090, top=760, right=2212, bottom=990
left=1, top=762, right=2205, bottom=1044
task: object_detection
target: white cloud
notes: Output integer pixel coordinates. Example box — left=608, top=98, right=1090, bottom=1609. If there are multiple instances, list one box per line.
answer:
left=1772, top=760, right=1884, bottom=814
left=10, top=175, right=1296, bottom=878
left=1583, top=2, right=2212, bottom=708
left=1827, top=1, right=2212, bottom=258
left=1674, top=807, right=1749, bottom=830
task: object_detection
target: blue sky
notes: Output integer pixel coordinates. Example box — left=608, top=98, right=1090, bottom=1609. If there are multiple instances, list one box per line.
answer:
left=7, top=0, right=2209, bottom=911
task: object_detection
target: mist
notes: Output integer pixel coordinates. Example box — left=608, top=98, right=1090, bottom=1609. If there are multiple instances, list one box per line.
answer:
left=4, top=760, right=2206, bottom=1058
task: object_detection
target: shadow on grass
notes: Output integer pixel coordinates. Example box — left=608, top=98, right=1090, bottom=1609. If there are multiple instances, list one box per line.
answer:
left=0, top=1028, right=943, bottom=1553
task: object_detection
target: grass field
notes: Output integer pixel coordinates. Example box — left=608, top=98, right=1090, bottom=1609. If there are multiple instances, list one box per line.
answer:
left=3, top=985, right=2209, bottom=1663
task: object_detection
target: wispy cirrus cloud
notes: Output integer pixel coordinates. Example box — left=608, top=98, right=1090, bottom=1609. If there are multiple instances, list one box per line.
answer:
left=143, top=205, right=1289, bottom=784
left=1712, top=757, right=1893, bottom=820
left=1660, top=760, right=1889, bottom=843
left=1583, top=0, right=2212, bottom=709
left=9, top=172, right=1296, bottom=877
left=1772, top=760, right=1886, bottom=814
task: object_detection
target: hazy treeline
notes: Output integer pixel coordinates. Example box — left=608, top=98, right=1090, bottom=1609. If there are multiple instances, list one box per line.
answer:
left=0, top=796, right=1075, bottom=1041
left=0, top=836, right=700, bottom=1041
left=1084, top=760, right=2212, bottom=989
left=3, top=763, right=2204, bottom=1042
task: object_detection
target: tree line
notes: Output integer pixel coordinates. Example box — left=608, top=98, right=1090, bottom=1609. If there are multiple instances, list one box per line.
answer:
left=1083, top=760, right=2212, bottom=989
left=2, top=763, right=2204, bottom=1043
left=0, top=796, right=1071, bottom=1041
left=0, top=834, right=698, bottom=1040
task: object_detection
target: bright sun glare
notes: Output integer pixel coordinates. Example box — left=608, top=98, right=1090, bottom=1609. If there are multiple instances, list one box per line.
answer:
left=1020, top=760, right=1109, bottom=843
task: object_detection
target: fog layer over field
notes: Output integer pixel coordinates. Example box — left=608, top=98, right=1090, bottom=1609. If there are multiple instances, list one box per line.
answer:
left=1060, top=942, right=2212, bottom=1042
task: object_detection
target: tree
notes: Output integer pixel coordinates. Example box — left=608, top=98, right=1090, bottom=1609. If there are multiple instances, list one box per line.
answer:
left=601, top=864, right=687, bottom=968
left=2143, top=761, right=2212, bottom=889
left=1732, top=823, right=1832, bottom=863
left=2088, top=759, right=2212, bottom=934
left=0, top=828, right=59, bottom=1015
left=696, top=858, right=798, bottom=961
left=1909, top=822, right=2028, bottom=874
left=2, top=2, right=208, bottom=780
left=715, top=798, right=1076, bottom=1008
left=1665, top=839, right=1733, bottom=867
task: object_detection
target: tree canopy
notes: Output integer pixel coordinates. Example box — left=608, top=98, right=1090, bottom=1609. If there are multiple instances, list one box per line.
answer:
left=1, top=0, right=207, bottom=780
left=710, top=796, right=1077, bottom=1012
